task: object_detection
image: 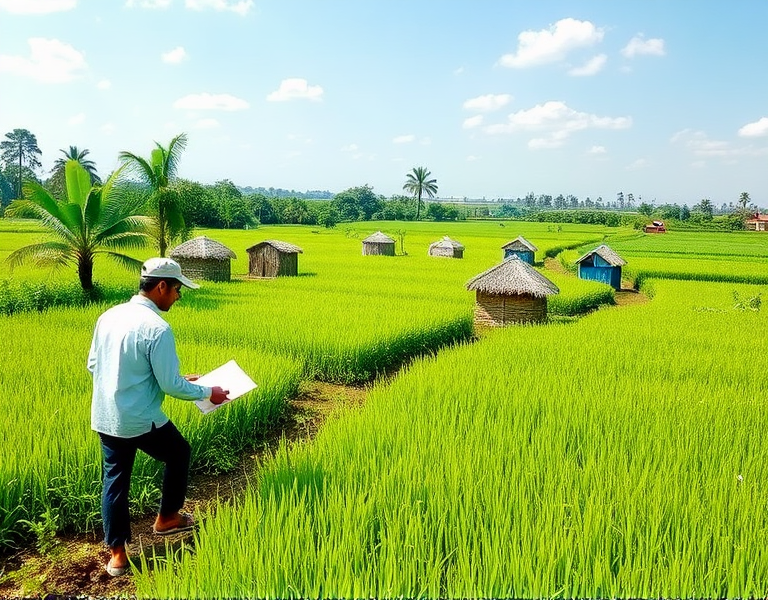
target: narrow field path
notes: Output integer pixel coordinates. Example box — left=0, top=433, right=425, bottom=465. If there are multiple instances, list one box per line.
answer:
left=0, top=382, right=367, bottom=599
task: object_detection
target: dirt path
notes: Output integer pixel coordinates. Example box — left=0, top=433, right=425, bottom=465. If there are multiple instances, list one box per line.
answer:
left=0, top=381, right=367, bottom=599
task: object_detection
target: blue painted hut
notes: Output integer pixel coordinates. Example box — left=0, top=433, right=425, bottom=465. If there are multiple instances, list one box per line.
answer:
left=574, top=244, right=626, bottom=290
left=501, top=236, right=537, bottom=264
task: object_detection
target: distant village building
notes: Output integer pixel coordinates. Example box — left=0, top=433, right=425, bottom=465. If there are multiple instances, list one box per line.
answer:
left=574, top=244, right=626, bottom=290
left=246, top=240, right=303, bottom=277
left=501, top=236, right=537, bottom=264
left=362, top=231, right=396, bottom=256
left=169, top=236, right=236, bottom=282
left=643, top=220, right=667, bottom=233
left=428, top=236, right=464, bottom=258
left=746, top=213, right=768, bottom=231
left=466, top=255, right=559, bottom=326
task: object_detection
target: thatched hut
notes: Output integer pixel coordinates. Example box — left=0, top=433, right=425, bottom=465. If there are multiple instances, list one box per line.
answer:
left=169, top=236, right=236, bottom=282
left=466, top=256, right=559, bottom=326
left=574, top=244, right=626, bottom=290
left=246, top=240, right=303, bottom=278
left=428, top=236, right=464, bottom=258
left=501, top=236, right=537, bottom=264
left=362, top=231, right=396, bottom=256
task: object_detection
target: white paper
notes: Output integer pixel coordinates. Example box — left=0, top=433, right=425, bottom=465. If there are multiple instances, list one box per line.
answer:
left=193, top=359, right=258, bottom=414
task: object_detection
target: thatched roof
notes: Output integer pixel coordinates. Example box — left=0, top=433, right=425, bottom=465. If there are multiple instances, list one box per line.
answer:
left=170, top=236, right=236, bottom=260
left=501, top=236, right=537, bottom=252
left=466, top=256, right=559, bottom=297
left=246, top=240, right=303, bottom=254
left=574, top=244, right=626, bottom=267
left=362, top=231, right=395, bottom=244
left=429, top=236, right=465, bottom=250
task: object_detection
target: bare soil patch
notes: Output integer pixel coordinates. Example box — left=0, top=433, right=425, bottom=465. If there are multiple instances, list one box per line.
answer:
left=0, top=381, right=367, bottom=600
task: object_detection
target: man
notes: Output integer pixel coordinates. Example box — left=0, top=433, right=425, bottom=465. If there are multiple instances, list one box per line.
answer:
left=87, top=257, right=229, bottom=577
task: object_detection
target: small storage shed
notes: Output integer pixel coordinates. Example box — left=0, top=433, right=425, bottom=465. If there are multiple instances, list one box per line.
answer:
left=501, top=236, right=537, bottom=264
left=643, top=220, right=666, bottom=233
left=466, top=255, right=559, bottom=326
left=428, top=236, right=464, bottom=258
left=575, top=244, right=626, bottom=290
left=246, top=240, right=303, bottom=278
left=169, top=236, right=236, bottom=282
left=362, top=231, right=396, bottom=256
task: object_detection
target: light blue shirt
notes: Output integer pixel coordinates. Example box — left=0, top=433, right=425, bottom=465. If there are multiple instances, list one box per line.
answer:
left=87, top=294, right=212, bottom=438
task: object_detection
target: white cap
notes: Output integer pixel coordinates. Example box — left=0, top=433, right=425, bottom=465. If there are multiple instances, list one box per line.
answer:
left=141, top=257, right=199, bottom=289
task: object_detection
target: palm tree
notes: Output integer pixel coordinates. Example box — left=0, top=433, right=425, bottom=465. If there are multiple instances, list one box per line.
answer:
left=119, top=133, right=188, bottom=257
left=53, top=146, right=101, bottom=184
left=47, top=146, right=101, bottom=201
left=0, top=128, right=42, bottom=199
left=5, top=160, right=151, bottom=290
left=403, top=166, right=438, bottom=221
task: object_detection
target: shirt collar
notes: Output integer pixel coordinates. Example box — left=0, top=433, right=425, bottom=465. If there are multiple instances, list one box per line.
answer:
left=130, top=294, right=162, bottom=315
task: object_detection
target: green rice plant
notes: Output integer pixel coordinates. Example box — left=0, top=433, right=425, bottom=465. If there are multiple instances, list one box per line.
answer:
left=137, top=279, right=768, bottom=599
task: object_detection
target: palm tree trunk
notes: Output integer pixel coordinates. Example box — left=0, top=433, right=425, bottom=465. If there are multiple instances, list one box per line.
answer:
left=416, top=191, right=422, bottom=220
left=78, top=255, right=94, bottom=290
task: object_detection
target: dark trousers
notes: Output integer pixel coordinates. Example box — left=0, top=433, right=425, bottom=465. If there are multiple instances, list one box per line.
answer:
left=99, top=420, right=191, bottom=548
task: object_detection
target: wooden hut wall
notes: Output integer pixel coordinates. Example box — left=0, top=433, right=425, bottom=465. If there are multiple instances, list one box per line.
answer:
left=474, top=291, right=547, bottom=326
left=429, top=245, right=454, bottom=258
left=177, top=257, right=231, bottom=282
left=363, top=242, right=395, bottom=256
left=454, top=248, right=464, bottom=258
left=504, top=249, right=534, bottom=264
left=249, top=245, right=299, bottom=277
left=578, top=265, right=622, bottom=290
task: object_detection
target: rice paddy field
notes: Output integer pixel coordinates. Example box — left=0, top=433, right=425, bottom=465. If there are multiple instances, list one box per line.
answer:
left=1, top=218, right=767, bottom=598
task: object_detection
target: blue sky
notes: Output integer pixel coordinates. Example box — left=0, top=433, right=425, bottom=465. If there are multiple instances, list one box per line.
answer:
left=0, top=0, right=766, bottom=207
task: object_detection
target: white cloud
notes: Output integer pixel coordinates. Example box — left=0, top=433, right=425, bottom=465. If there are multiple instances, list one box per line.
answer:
left=588, top=145, right=607, bottom=155
left=162, top=46, right=188, bottom=64
left=101, top=123, right=116, bottom=135
left=738, top=117, right=768, bottom=138
left=125, top=0, right=172, bottom=7
left=185, top=0, right=253, bottom=16
left=420, top=137, right=432, bottom=146
left=484, top=100, right=631, bottom=147
left=0, top=0, right=76, bottom=14
left=173, top=92, right=249, bottom=110
left=626, top=159, right=649, bottom=170
left=266, top=78, right=323, bottom=102
left=463, top=94, right=512, bottom=112
left=568, top=53, right=607, bottom=76
left=96, top=79, right=111, bottom=90
left=68, top=113, right=85, bottom=126
left=671, top=129, right=732, bottom=157
left=0, top=38, right=87, bottom=83
left=341, top=143, right=359, bottom=152
left=453, top=66, right=465, bottom=75
left=463, top=115, right=484, bottom=129
left=621, top=35, right=665, bottom=58
left=392, top=134, right=415, bottom=144
left=466, top=155, right=481, bottom=162
left=499, top=18, right=604, bottom=68
left=194, top=118, right=219, bottom=129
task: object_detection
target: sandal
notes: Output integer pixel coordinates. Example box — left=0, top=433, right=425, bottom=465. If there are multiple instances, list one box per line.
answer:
left=152, top=512, right=196, bottom=536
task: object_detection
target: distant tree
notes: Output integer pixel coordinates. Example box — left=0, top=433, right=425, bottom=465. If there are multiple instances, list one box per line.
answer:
left=4, top=160, right=150, bottom=290
left=680, top=205, right=690, bottom=221
left=1, top=128, right=42, bottom=199
left=403, top=167, right=438, bottom=220
left=553, top=194, right=567, bottom=209
left=638, top=202, right=654, bottom=217
left=119, top=133, right=188, bottom=256
left=694, top=198, right=714, bottom=220
left=48, top=146, right=101, bottom=201
left=738, top=192, right=751, bottom=213
left=616, top=191, right=625, bottom=209
left=0, top=170, right=15, bottom=210
left=332, top=185, right=383, bottom=221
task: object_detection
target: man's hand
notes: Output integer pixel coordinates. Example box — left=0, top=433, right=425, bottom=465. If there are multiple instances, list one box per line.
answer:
left=210, top=386, right=230, bottom=405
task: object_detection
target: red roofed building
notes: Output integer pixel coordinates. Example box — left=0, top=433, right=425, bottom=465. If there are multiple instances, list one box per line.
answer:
left=746, top=213, right=768, bottom=231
